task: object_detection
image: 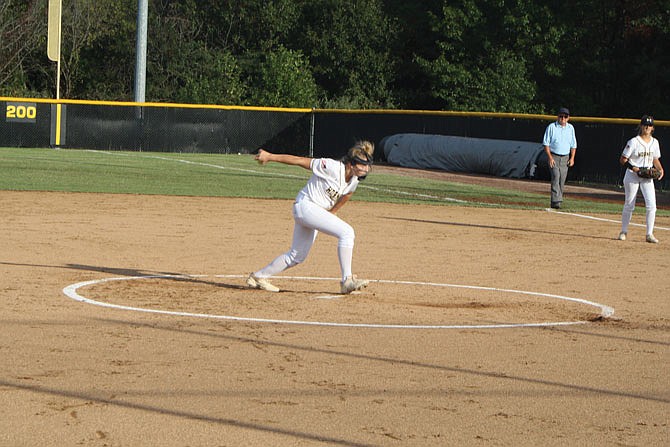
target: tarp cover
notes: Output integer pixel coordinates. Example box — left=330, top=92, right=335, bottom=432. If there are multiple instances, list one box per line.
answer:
left=381, top=133, right=545, bottom=179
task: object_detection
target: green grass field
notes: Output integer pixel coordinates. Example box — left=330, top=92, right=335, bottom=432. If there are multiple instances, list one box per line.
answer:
left=0, top=147, right=664, bottom=216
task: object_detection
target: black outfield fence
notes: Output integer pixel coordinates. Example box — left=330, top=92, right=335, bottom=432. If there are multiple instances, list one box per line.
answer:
left=1, top=97, right=667, bottom=189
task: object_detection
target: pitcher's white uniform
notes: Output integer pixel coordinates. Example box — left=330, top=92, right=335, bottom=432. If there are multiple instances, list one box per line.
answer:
left=255, top=158, right=361, bottom=280
left=620, top=135, right=661, bottom=235
left=299, top=158, right=360, bottom=209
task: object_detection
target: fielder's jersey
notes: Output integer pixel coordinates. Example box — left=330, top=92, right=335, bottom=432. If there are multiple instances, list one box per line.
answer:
left=622, top=136, right=661, bottom=168
left=296, top=158, right=359, bottom=210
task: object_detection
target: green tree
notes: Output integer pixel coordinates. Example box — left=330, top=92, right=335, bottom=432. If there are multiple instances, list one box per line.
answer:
left=172, top=45, right=245, bottom=105
left=50, top=0, right=133, bottom=98
left=247, top=45, right=318, bottom=108
left=415, top=0, right=561, bottom=113
left=381, top=0, right=443, bottom=108
left=0, top=1, right=47, bottom=96
left=76, top=0, right=136, bottom=100
left=553, top=0, right=670, bottom=117
left=146, top=1, right=245, bottom=104
left=298, top=0, right=397, bottom=108
left=2, top=0, right=666, bottom=117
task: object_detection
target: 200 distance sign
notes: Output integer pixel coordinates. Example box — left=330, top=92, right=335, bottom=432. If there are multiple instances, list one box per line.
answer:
left=5, top=102, right=37, bottom=123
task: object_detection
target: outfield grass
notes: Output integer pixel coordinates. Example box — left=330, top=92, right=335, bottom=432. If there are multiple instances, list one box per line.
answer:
left=0, top=147, right=664, bottom=216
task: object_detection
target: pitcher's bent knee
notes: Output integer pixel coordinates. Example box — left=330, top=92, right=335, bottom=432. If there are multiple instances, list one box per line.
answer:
left=338, top=224, right=355, bottom=248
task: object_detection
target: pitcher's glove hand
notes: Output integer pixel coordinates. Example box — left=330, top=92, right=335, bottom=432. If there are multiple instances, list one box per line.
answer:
left=637, top=167, right=661, bottom=180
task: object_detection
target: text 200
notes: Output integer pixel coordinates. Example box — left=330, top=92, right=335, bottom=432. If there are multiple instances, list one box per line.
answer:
left=6, top=104, right=37, bottom=120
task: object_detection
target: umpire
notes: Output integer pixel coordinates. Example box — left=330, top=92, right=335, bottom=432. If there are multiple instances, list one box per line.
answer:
left=543, top=107, right=577, bottom=209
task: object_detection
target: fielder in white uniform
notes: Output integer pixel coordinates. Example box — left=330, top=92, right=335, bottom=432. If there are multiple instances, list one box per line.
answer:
left=247, top=140, right=374, bottom=294
left=618, top=115, right=664, bottom=243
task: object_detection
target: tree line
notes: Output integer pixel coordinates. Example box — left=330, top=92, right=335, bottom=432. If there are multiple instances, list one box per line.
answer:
left=1, top=0, right=668, bottom=118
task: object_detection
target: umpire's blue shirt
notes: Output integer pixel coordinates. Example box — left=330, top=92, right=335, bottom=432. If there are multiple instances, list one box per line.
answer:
left=543, top=121, right=577, bottom=155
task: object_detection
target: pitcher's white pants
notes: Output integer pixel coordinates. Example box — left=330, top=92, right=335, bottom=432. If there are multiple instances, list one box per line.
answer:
left=621, top=170, right=657, bottom=236
left=255, top=199, right=355, bottom=281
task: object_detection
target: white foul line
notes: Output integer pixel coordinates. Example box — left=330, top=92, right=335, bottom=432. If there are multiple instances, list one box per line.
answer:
left=546, top=208, right=670, bottom=231
left=62, top=274, right=614, bottom=330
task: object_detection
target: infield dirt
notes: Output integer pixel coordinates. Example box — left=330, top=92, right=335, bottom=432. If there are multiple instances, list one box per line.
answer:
left=1, top=185, right=668, bottom=446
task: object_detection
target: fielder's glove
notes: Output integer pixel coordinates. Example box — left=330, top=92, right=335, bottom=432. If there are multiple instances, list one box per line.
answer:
left=637, top=167, right=662, bottom=179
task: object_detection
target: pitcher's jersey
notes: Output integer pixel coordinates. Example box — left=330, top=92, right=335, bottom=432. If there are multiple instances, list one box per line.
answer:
left=622, top=136, right=661, bottom=168
left=296, top=158, right=359, bottom=210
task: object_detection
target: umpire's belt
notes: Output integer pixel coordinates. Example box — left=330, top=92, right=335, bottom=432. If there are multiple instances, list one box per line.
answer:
left=550, top=152, right=568, bottom=157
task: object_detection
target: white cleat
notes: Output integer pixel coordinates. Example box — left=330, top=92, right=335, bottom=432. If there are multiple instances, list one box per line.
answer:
left=617, top=232, right=627, bottom=241
left=246, top=273, right=280, bottom=292
left=340, top=276, right=369, bottom=294
left=646, top=234, right=659, bottom=244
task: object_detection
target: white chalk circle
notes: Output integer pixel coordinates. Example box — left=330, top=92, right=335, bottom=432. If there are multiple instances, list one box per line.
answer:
left=62, top=274, right=614, bottom=329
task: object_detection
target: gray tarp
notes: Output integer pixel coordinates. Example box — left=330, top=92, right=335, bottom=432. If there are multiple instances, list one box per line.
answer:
left=381, top=133, right=545, bottom=179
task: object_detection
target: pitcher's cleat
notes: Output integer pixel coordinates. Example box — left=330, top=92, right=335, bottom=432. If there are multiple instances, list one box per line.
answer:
left=617, top=232, right=627, bottom=241
left=341, top=276, right=369, bottom=294
left=646, top=234, right=659, bottom=244
left=246, top=273, right=280, bottom=292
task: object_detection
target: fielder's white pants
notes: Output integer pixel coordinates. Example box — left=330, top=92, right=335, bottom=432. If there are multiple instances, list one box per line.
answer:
left=255, top=199, right=355, bottom=281
left=621, top=170, right=657, bottom=235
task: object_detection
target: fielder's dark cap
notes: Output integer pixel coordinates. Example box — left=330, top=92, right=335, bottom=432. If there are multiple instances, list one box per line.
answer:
left=641, top=115, right=654, bottom=126
left=558, top=107, right=570, bottom=116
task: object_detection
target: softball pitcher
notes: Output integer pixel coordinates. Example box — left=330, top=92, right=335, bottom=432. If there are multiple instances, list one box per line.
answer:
left=247, top=140, right=374, bottom=294
left=618, top=115, right=664, bottom=243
